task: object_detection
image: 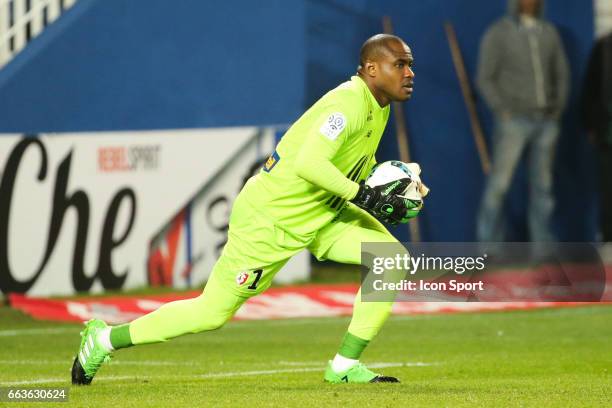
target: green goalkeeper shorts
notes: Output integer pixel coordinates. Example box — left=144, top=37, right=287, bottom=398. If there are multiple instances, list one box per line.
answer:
left=209, top=192, right=397, bottom=298
left=128, top=192, right=400, bottom=345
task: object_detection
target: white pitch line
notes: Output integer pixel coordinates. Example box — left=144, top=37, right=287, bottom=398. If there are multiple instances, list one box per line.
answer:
left=0, top=314, right=440, bottom=337
left=0, top=360, right=200, bottom=366
left=0, top=361, right=435, bottom=386
left=276, top=361, right=435, bottom=367
left=195, top=362, right=409, bottom=379
left=0, top=321, right=340, bottom=337
left=0, top=327, right=77, bottom=337
left=278, top=361, right=323, bottom=366
left=1, top=376, right=136, bottom=386
left=197, top=367, right=329, bottom=378
left=1, top=378, right=69, bottom=386
left=0, top=318, right=354, bottom=337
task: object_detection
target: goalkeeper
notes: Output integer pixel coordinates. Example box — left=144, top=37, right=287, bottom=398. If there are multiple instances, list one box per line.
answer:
left=72, top=33, right=423, bottom=385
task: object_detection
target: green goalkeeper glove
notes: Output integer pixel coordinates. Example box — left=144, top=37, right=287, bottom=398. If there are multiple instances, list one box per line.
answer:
left=352, top=180, right=413, bottom=224
left=396, top=198, right=423, bottom=225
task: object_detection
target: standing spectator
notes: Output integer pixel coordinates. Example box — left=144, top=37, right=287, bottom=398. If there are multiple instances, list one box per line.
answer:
left=476, top=0, right=569, bottom=242
left=581, top=32, right=612, bottom=242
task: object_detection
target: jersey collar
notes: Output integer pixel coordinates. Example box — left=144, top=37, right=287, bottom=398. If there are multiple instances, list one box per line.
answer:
left=352, top=75, right=386, bottom=112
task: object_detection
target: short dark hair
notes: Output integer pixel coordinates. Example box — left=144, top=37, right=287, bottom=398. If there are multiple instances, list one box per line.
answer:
left=359, top=34, right=405, bottom=69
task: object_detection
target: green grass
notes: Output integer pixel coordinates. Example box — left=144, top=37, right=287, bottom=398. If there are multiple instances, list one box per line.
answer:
left=0, top=305, right=610, bottom=407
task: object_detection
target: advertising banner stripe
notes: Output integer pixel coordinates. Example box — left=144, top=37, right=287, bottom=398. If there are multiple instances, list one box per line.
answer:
left=7, top=283, right=610, bottom=324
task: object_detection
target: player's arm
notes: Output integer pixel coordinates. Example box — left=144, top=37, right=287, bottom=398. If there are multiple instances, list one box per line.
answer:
left=294, top=110, right=408, bottom=222
left=294, top=141, right=359, bottom=199
left=294, top=111, right=360, bottom=200
left=296, top=140, right=408, bottom=222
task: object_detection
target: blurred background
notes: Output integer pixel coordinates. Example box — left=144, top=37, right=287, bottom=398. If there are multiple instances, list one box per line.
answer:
left=0, top=0, right=610, bottom=297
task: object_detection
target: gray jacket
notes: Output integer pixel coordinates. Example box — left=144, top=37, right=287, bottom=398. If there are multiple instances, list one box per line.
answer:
left=477, top=0, right=570, bottom=118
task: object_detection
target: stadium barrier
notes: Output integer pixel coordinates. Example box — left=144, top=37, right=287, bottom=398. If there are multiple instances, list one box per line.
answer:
left=0, top=128, right=309, bottom=297
left=0, top=0, right=77, bottom=68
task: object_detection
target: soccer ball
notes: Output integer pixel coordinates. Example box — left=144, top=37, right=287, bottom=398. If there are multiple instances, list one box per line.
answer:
left=365, top=160, right=424, bottom=200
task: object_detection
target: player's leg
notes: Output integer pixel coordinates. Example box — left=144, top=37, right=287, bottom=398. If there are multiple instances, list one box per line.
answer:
left=126, top=273, right=246, bottom=345
left=124, top=243, right=291, bottom=345
left=71, top=258, right=251, bottom=385
left=71, top=194, right=297, bottom=385
left=310, top=204, right=402, bottom=383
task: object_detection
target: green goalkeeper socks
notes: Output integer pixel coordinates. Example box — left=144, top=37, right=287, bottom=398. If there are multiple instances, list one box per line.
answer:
left=338, top=332, right=370, bottom=359
left=110, top=324, right=133, bottom=350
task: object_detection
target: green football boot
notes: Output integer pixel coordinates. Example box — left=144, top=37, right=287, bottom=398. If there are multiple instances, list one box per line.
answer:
left=323, top=361, right=400, bottom=383
left=71, top=319, right=111, bottom=385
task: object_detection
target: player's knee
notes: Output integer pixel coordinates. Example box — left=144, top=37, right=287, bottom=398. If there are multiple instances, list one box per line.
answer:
left=205, top=313, right=231, bottom=331
left=379, top=233, right=398, bottom=244
left=187, top=313, right=231, bottom=333
left=189, top=295, right=234, bottom=332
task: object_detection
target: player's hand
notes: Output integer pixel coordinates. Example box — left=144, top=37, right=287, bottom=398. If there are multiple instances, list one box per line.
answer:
left=392, top=198, right=423, bottom=225
left=351, top=180, right=411, bottom=223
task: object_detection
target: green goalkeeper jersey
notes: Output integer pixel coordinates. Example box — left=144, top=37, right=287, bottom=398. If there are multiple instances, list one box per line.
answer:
left=241, top=75, right=390, bottom=236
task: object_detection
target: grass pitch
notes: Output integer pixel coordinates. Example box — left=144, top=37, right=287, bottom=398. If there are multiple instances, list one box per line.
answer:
left=0, top=305, right=610, bottom=407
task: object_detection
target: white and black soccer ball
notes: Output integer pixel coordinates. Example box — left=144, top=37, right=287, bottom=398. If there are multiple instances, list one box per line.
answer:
left=365, top=160, right=424, bottom=200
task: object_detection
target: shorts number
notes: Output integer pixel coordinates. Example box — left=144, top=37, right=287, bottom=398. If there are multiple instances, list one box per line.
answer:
left=248, top=269, right=263, bottom=290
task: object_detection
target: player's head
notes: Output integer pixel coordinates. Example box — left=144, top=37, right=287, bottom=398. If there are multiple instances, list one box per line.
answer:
left=357, top=34, right=414, bottom=106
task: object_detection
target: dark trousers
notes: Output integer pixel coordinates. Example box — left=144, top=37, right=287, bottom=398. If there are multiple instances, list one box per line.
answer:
left=598, top=148, right=612, bottom=241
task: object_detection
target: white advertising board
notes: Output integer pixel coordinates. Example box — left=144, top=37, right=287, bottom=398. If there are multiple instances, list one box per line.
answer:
left=0, top=128, right=310, bottom=296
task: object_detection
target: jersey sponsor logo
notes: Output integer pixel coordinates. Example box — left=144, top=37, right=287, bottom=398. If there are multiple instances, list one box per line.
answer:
left=319, top=112, right=347, bottom=141
left=236, top=271, right=249, bottom=286
left=263, top=150, right=280, bottom=173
